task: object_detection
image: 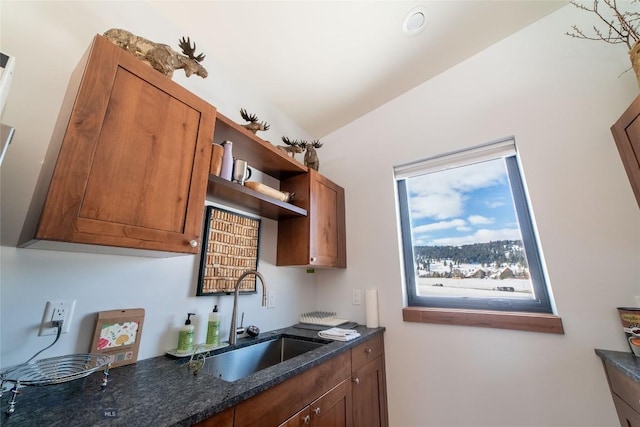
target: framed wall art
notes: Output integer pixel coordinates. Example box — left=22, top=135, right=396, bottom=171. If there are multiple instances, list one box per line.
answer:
left=197, top=206, right=261, bottom=296
left=89, top=308, right=145, bottom=368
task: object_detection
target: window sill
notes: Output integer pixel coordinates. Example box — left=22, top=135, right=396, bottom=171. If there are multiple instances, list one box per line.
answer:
left=402, top=306, right=564, bottom=334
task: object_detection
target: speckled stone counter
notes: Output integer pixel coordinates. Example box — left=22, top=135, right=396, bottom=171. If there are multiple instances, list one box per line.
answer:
left=0, top=325, right=384, bottom=426
left=595, top=348, right=640, bottom=382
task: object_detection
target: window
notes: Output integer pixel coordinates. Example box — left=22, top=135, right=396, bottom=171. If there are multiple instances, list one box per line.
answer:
left=395, top=139, right=563, bottom=333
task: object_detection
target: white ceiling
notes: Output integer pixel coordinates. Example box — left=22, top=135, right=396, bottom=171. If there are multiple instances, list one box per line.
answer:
left=149, top=1, right=567, bottom=137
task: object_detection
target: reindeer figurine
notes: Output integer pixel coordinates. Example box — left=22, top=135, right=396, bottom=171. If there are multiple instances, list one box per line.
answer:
left=277, top=137, right=303, bottom=159
left=300, top=140, right=323, bottom=171
left=240, top=109, right=270, bottom=134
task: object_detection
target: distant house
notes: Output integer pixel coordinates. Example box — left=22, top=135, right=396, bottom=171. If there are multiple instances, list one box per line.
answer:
left=497, top=267, right=514, bottom=280
left=467, top=269, right=487, bottom=279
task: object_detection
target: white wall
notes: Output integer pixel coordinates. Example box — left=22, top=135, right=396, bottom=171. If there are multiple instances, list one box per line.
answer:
left=0, top=1, right=317, bottom=369
left=2, top=2, right=640, bottom=426
left=316, top=5, right=640, bottom=427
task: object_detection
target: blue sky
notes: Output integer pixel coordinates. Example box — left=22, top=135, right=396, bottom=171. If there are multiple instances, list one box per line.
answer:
left=406, top=158, right=523, bottom=247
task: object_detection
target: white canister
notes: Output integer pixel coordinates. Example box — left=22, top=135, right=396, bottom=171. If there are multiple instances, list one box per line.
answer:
left=220, top=141, right=234, bottom=181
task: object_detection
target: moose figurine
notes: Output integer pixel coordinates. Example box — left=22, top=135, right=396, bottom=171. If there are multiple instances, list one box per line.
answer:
left=300, top=140, right=323, bottom=171
left=240, top=109, right=270, bottom=134
left=279, top=137, right=323, bottom=170
left=278, top=137, right=304, bottom=159
left=103, top=29, right=207, bottom=79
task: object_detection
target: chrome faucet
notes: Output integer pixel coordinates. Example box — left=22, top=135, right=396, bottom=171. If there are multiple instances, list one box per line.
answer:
left=229, top=270, right=267, bottom=345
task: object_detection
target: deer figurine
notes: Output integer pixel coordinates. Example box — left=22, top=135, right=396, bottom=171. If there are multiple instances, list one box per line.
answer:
left=300, top=140, right=323, bottom=171
left=277, top=137, right=303, bottom=159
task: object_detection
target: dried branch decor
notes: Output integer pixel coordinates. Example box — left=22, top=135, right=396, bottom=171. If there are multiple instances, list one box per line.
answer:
left=197, top=207, right=261, bottom=296
left=567, top=0, right=640, bottom=85
left=567, top=0, right=639, bottom=49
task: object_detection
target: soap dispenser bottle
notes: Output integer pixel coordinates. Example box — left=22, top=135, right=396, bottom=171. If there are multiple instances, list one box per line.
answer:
left=177, top=313, right=195, bottom=353
left=206, top=305, right=220, bottom=346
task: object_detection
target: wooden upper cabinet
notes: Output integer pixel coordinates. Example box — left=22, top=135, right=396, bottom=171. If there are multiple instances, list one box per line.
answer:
left=34, top=35, right=215, bottom=254
left=611, top=95, right=640, bottom=209
left=277, top=169, right=347, bottom=268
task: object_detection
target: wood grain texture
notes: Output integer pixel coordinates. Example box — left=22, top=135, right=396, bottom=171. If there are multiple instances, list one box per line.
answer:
left=277, top=170, right=346, bottom=268
left=234, top=351, right=351, bottom=427
left=402, top=306, right=564, bottom=334
left=611, top=94, right=640, bottom=209
left=36, top=34, right=215, bottom=254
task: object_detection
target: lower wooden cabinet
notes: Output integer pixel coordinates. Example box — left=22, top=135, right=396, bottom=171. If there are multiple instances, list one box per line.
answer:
left=234, top=351, right=351, bottom=427
left=351, top=335, right=388, bottom=427
left=196, top=333, right=387, bottom=427
left=193, top=407, right=234, bottom=427
left=602, top=360, right=640, bottom=426
left=280, top=378, right=352, bottom=427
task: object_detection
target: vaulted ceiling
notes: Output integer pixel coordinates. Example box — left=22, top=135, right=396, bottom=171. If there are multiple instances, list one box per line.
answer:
left=149, top=1, right=567, bottom=137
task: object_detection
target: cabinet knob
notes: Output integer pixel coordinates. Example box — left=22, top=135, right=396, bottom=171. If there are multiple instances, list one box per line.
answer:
left=189, top=240, right=198, bottom=248
left=365, top=348, right=372, bottom=354
left=314, top=407, right=321, bottom=416
left=352, top=377, right=360, bottom=385
left=303, top=415, right=310, bottom=424
left=310, top=256, right=317, bottom=263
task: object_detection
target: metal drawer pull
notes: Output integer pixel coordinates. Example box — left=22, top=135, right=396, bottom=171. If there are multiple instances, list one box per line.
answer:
left=189, top=239, right=198, bottom=247
left=303, top=415, right=310, bottom=424
left=365, top=348, right=372, bottom=354
left=314, top=407, right=321, bottom=415
left=353, top=377, right=360, bottom=384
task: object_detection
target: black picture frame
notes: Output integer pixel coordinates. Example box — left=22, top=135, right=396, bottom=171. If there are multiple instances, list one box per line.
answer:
left=196, top=206, right=261, bottom=296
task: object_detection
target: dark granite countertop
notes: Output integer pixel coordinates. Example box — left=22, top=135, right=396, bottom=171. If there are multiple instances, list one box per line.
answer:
left=595, top=348, right=640, bottom=382
left=0, top=325, right=384, bottom=426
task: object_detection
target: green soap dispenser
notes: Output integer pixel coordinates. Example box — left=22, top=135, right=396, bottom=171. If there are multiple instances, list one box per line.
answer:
left=206, top=305, right=220, bottom=346
left=177, top=312, right=195, bottom=353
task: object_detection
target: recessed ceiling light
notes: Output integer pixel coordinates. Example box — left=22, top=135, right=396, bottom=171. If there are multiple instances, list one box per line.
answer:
left=402, top=6, right=428, bottom=36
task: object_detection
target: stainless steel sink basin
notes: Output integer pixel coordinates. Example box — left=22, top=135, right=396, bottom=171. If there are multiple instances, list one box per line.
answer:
left=200, top=336, right=328, bottom=382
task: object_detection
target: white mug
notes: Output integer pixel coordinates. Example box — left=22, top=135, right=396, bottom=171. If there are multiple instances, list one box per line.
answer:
left=232, top=159, right=252, bottom=185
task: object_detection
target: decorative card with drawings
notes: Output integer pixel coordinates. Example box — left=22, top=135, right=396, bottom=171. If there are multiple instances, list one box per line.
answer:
left=90, top=308, right=145, bottom=368
left=197, top=206, right=261, bottom=295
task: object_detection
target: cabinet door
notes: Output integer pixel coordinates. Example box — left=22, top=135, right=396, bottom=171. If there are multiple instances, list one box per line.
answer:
left=310, top=378, right=352, bottom=427
left=277, top=169, right=346, bottom=267
left=35, top=34, right=215, bottom=254
left=611, top=95, right=640, bottom=209
left=352, top=357, right=388, bottom=427
left=280, top=406, right=311, bottom=427
left=612, top=394, right=640, bottom=427
left=309, top=170, right=346, bottom=267
left=193, top=407, right=234, bottom=427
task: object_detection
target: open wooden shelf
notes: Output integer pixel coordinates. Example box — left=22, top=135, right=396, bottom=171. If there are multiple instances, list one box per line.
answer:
left=206, top=175, right=307, bottom=220
left=213, top=113, right=307, bottom=180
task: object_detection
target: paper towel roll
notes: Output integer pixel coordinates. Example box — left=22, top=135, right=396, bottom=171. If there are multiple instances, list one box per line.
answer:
left=365, top=289, right=379, bottom=328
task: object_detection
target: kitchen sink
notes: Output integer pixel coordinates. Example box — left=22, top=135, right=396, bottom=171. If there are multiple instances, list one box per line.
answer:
left=200, top=336, right=329, bottom=382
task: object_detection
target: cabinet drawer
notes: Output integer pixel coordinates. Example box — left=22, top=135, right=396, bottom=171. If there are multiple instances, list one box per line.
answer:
left=613, top=394, right=640, bottom=427
left=352, top=335, right=383, bottom=372
left=606, top=361, right=640, bottom=413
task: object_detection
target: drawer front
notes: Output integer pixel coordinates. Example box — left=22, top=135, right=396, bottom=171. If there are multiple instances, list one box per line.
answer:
left=352, top=334, right=383, bottom=372
left=606, top=361, right=640, bottom=413
left=613, top=394, right=640, bottom=427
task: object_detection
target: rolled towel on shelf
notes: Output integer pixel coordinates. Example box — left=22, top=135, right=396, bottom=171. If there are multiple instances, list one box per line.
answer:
left=318, top=327, right=361, bottom=342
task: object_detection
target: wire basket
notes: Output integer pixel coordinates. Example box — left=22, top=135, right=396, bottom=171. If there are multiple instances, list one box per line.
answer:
left=1, top=353, right=111, bottom=386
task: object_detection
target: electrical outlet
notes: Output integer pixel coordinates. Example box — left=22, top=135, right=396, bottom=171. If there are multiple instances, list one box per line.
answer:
left=268, top=291, right=276, bottom=309
left=38, top=300, right=76, bottom=336
left=352, top=289, right=362, bottom=305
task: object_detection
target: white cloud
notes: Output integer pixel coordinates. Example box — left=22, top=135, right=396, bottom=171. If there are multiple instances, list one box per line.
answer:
left=413, top=219, right=467, bottom=233
left=468, top=215, right=493, bottom=225
left=430, top=227, right=522, bottom=246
